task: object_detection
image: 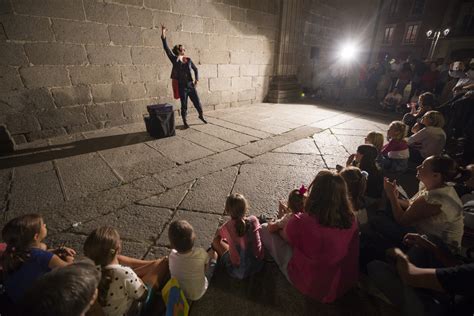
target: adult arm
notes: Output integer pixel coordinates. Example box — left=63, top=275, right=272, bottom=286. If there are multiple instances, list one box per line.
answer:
left=406, top=128, right=426, bottom=146
left=160, top=24, right=175, bottom=63
left=390, top=248, right=444, bottom=291
left=190, top=59, right=199, bottom=84
left=403, top=233, right=461, bottom=267
left=384, top=178, right=441, bottom=226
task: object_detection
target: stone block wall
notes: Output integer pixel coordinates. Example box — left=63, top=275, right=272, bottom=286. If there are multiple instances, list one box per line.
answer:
left=0, top=0, right=280, bottom=143
left=297, top=0, right=341, bottom=90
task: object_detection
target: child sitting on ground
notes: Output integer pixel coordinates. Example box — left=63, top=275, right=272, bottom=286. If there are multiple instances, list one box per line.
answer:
left=346, top=144, right=383, bottom=199
left=268, top=185, right=307, bottom=241
left=340, top=167, right=368, bottom=225
left=2, top=214, right=76, bottom=303
left=84, top=226, right=169, bottom=316
left=212, top=193, right=264, bottom=279
left=168, top=220, right=217, bottom=301
left=380, top=121, right=409, bottom=172
left=365, top=131, right=384, bottom=165
left=365, top=131, right=384, bottom=153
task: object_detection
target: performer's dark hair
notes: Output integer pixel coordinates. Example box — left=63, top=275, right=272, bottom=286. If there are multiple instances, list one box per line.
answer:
left=172, top=44, right=182, bottom=55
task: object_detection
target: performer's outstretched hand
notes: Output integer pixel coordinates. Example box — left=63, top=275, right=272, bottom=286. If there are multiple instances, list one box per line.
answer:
left=161, top=23, right=167, bottom=38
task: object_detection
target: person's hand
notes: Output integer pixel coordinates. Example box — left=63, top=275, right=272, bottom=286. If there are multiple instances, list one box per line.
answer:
left=411, top=122, right=422, bottom=134
left=346, top=153, right=356, bottom=167
left=161, top=23, right=167, bottom=37
left=194, top=80, right=198, bottom=86
left=278, top=200, right=288, bottom=218
left=60, top=246, right=77, bottom=257
left=403, top=233, right=434, bottom=250
left=383, top=177, right=398, bottom=200
left=267, top=222, right=280, bottom=233
left=389, top=248, right=412, bottom=284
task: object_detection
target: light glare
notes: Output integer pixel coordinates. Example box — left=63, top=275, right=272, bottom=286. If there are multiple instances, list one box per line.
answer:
left=339, top=42, right=358, bottom=62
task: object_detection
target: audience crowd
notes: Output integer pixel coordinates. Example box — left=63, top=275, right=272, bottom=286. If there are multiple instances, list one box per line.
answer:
left=0, top=60, right=474, bottom=316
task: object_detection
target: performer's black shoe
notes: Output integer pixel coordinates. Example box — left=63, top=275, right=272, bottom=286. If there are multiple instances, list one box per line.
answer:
left=198, top=115, right=208, bottom=124
left=183, top=118, right=190, bottom=129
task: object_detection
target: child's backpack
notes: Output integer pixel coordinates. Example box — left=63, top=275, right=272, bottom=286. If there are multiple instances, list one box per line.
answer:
left=162, top=278, right=189, bottom=316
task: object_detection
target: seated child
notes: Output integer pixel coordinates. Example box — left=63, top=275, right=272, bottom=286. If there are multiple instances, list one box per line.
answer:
left=380, top=121, right=409, bottom=172
left=212, top=193, right=264, bottom=279
left=84, top=226, right=168, bottom=316
left=168, top=220, right=217, bottom=301
left=268, top=185, right=306, bottom=241
left=20, top=259, right=101, bottom=316
left=340, top=167, right=368, bottom=225
left=365, top=131, right=384, bottom=153
left=365, top=131, right=384, bottom=165
left=2, top=214, right=75, bottom=303
left=346, top=144, right=383, bottom=199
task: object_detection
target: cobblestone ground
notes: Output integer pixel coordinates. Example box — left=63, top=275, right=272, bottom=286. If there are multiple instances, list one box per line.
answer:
left=0, top=102, right=398, bottom=315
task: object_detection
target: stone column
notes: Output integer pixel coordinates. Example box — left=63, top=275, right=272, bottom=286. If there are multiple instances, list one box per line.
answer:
left=267, top=0, right=304, bottom=103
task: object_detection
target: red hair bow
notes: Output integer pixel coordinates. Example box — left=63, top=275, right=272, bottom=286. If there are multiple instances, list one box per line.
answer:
left=298, top=185, right=307, bottom=195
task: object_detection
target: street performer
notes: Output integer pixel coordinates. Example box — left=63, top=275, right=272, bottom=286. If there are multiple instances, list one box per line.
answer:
left=161, top=24, right=207, bottom=129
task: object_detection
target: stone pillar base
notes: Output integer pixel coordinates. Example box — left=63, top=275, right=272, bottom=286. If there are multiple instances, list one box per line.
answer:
left=266, top=75, right=301, bottom=103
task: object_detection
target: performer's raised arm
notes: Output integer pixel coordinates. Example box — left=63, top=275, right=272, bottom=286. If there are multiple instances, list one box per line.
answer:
left=161, top=24, right=175, bottom=62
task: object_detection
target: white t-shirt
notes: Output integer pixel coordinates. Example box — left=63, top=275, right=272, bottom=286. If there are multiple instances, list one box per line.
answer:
left=411, top=185, right=464, bottom=252
left=407, top=126, right=446, bottom=158
left=169, top=248, right=209, bottom=301
left=102, top=264, right=147, bottom=316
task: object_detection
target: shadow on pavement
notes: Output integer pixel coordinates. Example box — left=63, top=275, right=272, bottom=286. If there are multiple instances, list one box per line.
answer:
left=0, top=132, right=153, bottom=169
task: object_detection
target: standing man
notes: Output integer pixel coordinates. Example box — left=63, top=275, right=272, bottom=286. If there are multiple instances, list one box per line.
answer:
left=161, top=24, right=207, bottom=129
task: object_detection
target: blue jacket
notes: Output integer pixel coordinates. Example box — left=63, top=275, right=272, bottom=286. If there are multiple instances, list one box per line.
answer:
left=161, top=36, right=198, bottom=84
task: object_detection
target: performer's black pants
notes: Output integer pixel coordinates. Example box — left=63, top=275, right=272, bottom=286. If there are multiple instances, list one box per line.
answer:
left=178, top=82, right=203, bottom=119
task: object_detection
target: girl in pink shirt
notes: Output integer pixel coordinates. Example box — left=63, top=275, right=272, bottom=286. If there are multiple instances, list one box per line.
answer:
left=212, top=193, right=264, bottom=279
left=261, top=170, right=359, bottom=303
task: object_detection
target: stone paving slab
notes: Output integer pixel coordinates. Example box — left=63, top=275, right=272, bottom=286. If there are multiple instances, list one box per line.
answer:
left=137, top=182, right=193, bottom=209
left=179, top=129, right=237, bottom=152
left=156, top=149, right=249, bottom=188
left=156, top=209, right=223, bottom=249
left=9, top=162, right=64, bottom=214
left=333, top=117, right=388, bottom=131
left=237, top=126, right=321, bottom=157
left=312, top=130, right=349, bottom=156
left=55, top=152, right=122, bottom=200
left=100, top=143, right=176, bottom=182
left=72, top=204, right=173, bottom=243
left=246, top=152, right=326, bottom=168
left=180, top=167, right=238, bottom=214
left=145, top=246, right=172, bottom=260
left=232, top=164, right=320, bottom=217
left=322, top=155, right=349, bottom=169
left=45, top=178, right=166, bottom=232
left=335, top=134, right=366, bottom=155
left=147, top=136, right=214, bottom=165
left=273, top=138, right=319, bottom=154
left=192, top=124, right=259, bottom=146
left=331, top=128, right=377, bottom=136
left=310, top=113, right=355, bottom=129
left=206, top=117, right=273, bottom=138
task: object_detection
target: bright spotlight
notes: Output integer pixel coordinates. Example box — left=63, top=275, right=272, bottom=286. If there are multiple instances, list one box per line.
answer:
left=339, top=42, right=358, bottom=62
